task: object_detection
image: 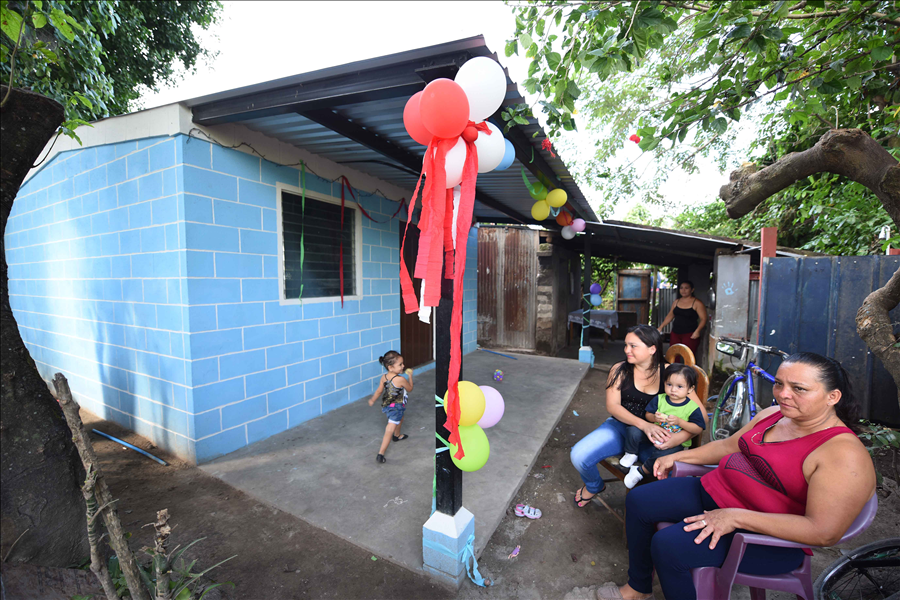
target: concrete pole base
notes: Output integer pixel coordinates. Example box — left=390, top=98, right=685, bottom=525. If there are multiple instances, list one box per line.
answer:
left=422, top=506, right=475, bottom=589
left=578, top=345, right=595, bottom=367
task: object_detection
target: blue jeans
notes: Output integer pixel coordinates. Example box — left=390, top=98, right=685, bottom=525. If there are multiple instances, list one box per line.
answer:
left=382, top=404, right=406, bottom=424
left=570, top=417, right=656, bottom=494
left=626, top=477, right=805, bottom=598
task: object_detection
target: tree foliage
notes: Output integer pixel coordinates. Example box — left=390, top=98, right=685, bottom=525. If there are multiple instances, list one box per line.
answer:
left=1, top=0, right=221, bottom=139
left=504, top=0, right=900, bottom=254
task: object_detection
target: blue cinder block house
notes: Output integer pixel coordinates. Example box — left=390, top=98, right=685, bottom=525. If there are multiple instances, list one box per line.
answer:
left=6, top=37, right=596, bottom=463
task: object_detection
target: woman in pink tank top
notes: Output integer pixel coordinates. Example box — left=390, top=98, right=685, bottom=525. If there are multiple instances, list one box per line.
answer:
left=596, top=353, right=876, bottom=600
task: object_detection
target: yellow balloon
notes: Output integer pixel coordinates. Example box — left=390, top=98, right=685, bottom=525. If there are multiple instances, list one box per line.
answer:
left=444, top=381, right=486, bottom=426
left=531, top=200, right=550, bottom=221
left=547, top=188, right=568, bottom=208
left=450, top=425, right=490, bottom=472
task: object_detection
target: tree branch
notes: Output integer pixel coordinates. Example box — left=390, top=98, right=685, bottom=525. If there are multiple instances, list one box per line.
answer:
left=857, top=267, right=900, bottom=407
left=720, top=129, right=900, bottom=228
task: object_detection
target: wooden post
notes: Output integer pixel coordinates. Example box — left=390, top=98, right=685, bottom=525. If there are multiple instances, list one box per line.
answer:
left=53, top=373, right=150, bottom=600
left=434, top=263, right=462, bottom=515
left=758, top=227, right=778, bottom=342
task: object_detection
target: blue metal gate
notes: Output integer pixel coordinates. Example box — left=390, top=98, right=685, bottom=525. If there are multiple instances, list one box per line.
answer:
left=759, top=256, right=900, bottom=426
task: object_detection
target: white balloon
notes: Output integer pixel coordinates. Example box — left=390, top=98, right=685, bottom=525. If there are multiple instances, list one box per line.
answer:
left=455, top=57, right=508, bottom=122
left=561, top=225, right=576, bottom=240
left=444, top=137, right=466, bottom=188
left=474, top=122, right=505, bottom=173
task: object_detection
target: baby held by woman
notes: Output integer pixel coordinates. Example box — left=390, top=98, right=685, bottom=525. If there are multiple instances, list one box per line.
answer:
left=620, top=363, right=705, bottom=488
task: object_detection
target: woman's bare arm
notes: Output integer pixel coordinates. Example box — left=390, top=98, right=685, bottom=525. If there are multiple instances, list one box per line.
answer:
left=654, top=406, right=781, bottom=477
left=658, top=300, right=678, bottom=330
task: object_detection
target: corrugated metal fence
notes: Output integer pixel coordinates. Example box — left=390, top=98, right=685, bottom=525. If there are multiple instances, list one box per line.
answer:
left=477, top=227, right=537, bottom=350
left=759, top=256, right=900, bottom=426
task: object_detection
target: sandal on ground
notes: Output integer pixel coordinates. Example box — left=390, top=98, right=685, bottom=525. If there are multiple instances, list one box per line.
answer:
left=574, top=485, right=596, bottom=508
left=376, top=454, right=386, bottom=463
left=514, top=504, right=542, bottom=519
left=392, top=434, right=409, bottom=441
left=596, top=583, right=654, bottom=600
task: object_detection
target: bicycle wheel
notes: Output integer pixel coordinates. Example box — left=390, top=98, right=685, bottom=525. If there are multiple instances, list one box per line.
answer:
left=710, top=375, right=755, bottom=441
left=814, top=537, right=900, bottom=600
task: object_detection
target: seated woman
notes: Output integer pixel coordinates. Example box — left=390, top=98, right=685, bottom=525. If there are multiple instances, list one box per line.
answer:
left=658, top=280, right=707, bottom=357
left=570, top=325, right=704, bottom=508
left=596, top=352, right=875, bottom=600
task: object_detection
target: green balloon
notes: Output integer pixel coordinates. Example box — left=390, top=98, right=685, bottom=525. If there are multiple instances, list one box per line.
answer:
left=529, top=182, right=548, bottom=201
left=450, top=425, right=490, bottom=472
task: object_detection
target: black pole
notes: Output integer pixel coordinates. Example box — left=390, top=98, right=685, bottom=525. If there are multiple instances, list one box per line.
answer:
left=435, top=260, right=463, bottom=515
left=583, top=228, right=592, bottom=296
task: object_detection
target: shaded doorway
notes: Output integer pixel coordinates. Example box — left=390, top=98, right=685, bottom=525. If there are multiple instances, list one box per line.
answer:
left=399, top=224, right=433, bottom=368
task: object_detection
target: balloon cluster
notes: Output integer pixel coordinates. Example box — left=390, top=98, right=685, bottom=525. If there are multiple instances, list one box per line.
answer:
left=403, top=57, right=515, bottom=184
left=524, top=171, right=586, bottom=239
left=589, top=282, right=604, bottom=307
left=443, top=382, right=505, bottom=472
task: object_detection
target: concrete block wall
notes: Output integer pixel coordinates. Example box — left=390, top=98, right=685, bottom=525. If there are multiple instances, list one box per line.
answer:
left=179, top=137, right=415, bottom=462
left=5, top=136, right=193, bottom=457
left=6, top=132, right=479, bottom=464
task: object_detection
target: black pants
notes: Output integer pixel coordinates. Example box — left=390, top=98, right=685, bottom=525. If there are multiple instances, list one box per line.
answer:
left=625, top=477, right=806, bottom=598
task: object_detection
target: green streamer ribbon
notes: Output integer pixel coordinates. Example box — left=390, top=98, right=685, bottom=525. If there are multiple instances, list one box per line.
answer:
left=299, top=162, right=306, bottom=301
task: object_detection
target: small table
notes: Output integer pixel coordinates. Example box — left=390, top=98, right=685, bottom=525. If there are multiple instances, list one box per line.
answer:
left=568, top=309, right=619, bottom=347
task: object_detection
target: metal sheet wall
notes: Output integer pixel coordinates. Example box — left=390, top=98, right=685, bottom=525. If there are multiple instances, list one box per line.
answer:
left=477, top=227, right=537, bottom=350
left=759, top=256, right=900, bottom=426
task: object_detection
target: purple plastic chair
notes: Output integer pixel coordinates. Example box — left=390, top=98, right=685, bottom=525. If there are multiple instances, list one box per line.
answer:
left=657, top=462, right=878, bottom=600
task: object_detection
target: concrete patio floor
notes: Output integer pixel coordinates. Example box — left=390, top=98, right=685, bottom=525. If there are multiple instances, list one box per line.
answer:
left=200, top=351, right=588, bottom=581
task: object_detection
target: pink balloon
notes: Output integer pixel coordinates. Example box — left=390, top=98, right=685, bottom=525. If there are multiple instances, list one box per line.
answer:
left=403, top=92, right=433, bottom=145
left=419, top=78, right=470, bottom=139
left=477, top=385, right=505, bottom=428
left=571, top=218, right=586, bottom=233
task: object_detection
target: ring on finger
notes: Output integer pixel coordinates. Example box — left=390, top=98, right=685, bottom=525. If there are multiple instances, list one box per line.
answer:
left=701, top=519, right=707, bottom=526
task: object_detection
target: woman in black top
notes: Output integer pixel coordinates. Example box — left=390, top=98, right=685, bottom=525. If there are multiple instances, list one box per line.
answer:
left=658, top=280, right=708, bottom=357
left=570, top=325, right=704, bottom=507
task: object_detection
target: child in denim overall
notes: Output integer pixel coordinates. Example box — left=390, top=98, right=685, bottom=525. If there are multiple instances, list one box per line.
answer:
left=367, top=351, right=413, bottom=464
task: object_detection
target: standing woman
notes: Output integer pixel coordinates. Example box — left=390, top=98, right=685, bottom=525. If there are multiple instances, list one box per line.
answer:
left=658, top=280, right=708, bottom=356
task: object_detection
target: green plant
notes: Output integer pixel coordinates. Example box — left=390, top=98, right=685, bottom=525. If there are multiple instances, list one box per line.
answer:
left=104, top=540, right=235, bottom=600
left=858, top=420, right=900, bottom=486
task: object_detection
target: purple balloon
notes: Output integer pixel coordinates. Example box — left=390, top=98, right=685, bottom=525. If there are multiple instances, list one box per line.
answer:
left=477, top=385, right=505, bottom=428
left=571, top=218, right=586, bottom=232
left=590, top=283, right=602, bottom=294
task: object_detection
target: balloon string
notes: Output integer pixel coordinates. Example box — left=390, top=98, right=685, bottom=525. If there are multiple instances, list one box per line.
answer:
left=299, top=162, right=306, bottom=301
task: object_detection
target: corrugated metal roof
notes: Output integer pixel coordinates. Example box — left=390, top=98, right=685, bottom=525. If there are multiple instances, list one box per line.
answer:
left=188, top=36, right=596, bottom=225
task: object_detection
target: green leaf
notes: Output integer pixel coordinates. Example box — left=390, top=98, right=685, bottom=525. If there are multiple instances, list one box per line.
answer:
left=566, top=79, right=581, bottom=99
left=1, top=6, right=25, bottom=43
left=546, top=51, right=561, bottom=71
left=709, top=117, right=728, bottom=134
left=513, top=115, right=530, bottom=125
left=725, top=24, right=751, bottom=40
left=32, top=12, right=47, bottom=28
left=762, top=26, right=783, bottom=40
left=505, top=39, right=517, bottom=57
left=871, top=46, right=892, bottom=62
left=49, top=8, right=75, bottom=41
left=519, top=32, right=533, bottom=51
left=535, top=18, right=545, bottom=38
left=73, top=92, right=93, bottom=110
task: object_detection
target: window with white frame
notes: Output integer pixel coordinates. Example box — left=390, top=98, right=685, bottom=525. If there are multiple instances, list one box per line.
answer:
left=278, top=188, right=360, bottom=302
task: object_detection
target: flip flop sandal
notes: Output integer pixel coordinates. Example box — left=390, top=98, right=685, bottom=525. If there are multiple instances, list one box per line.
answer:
left=574, top=486, right=595, bottom=508
left=514, top=504, right=542, bottom=519
left=392, top=434, right=409, bottom=441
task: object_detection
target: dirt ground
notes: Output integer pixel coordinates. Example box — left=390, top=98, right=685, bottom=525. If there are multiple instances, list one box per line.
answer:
left=82, top=364, right=899, bottom=600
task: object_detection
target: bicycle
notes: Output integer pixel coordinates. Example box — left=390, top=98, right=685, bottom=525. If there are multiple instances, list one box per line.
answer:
left=709, top=337, right=789, bottom=442
left=814, top=536, right=900, bottom=599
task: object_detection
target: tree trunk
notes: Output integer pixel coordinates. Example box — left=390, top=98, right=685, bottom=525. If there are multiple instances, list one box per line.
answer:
left=0, top=85, right=88, bottom=566
left=857, top=267, right=900, bottom=407
left=720, top=128, right=900, bottom=229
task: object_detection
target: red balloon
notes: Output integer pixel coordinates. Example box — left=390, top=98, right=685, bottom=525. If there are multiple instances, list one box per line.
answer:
left=419, top=79, right=469, bottom=139
left=556, top=210, right=573, bottom=226
left=462, top=126, right=478, bottom=143
left=404, top=92, right=433, bottom=145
